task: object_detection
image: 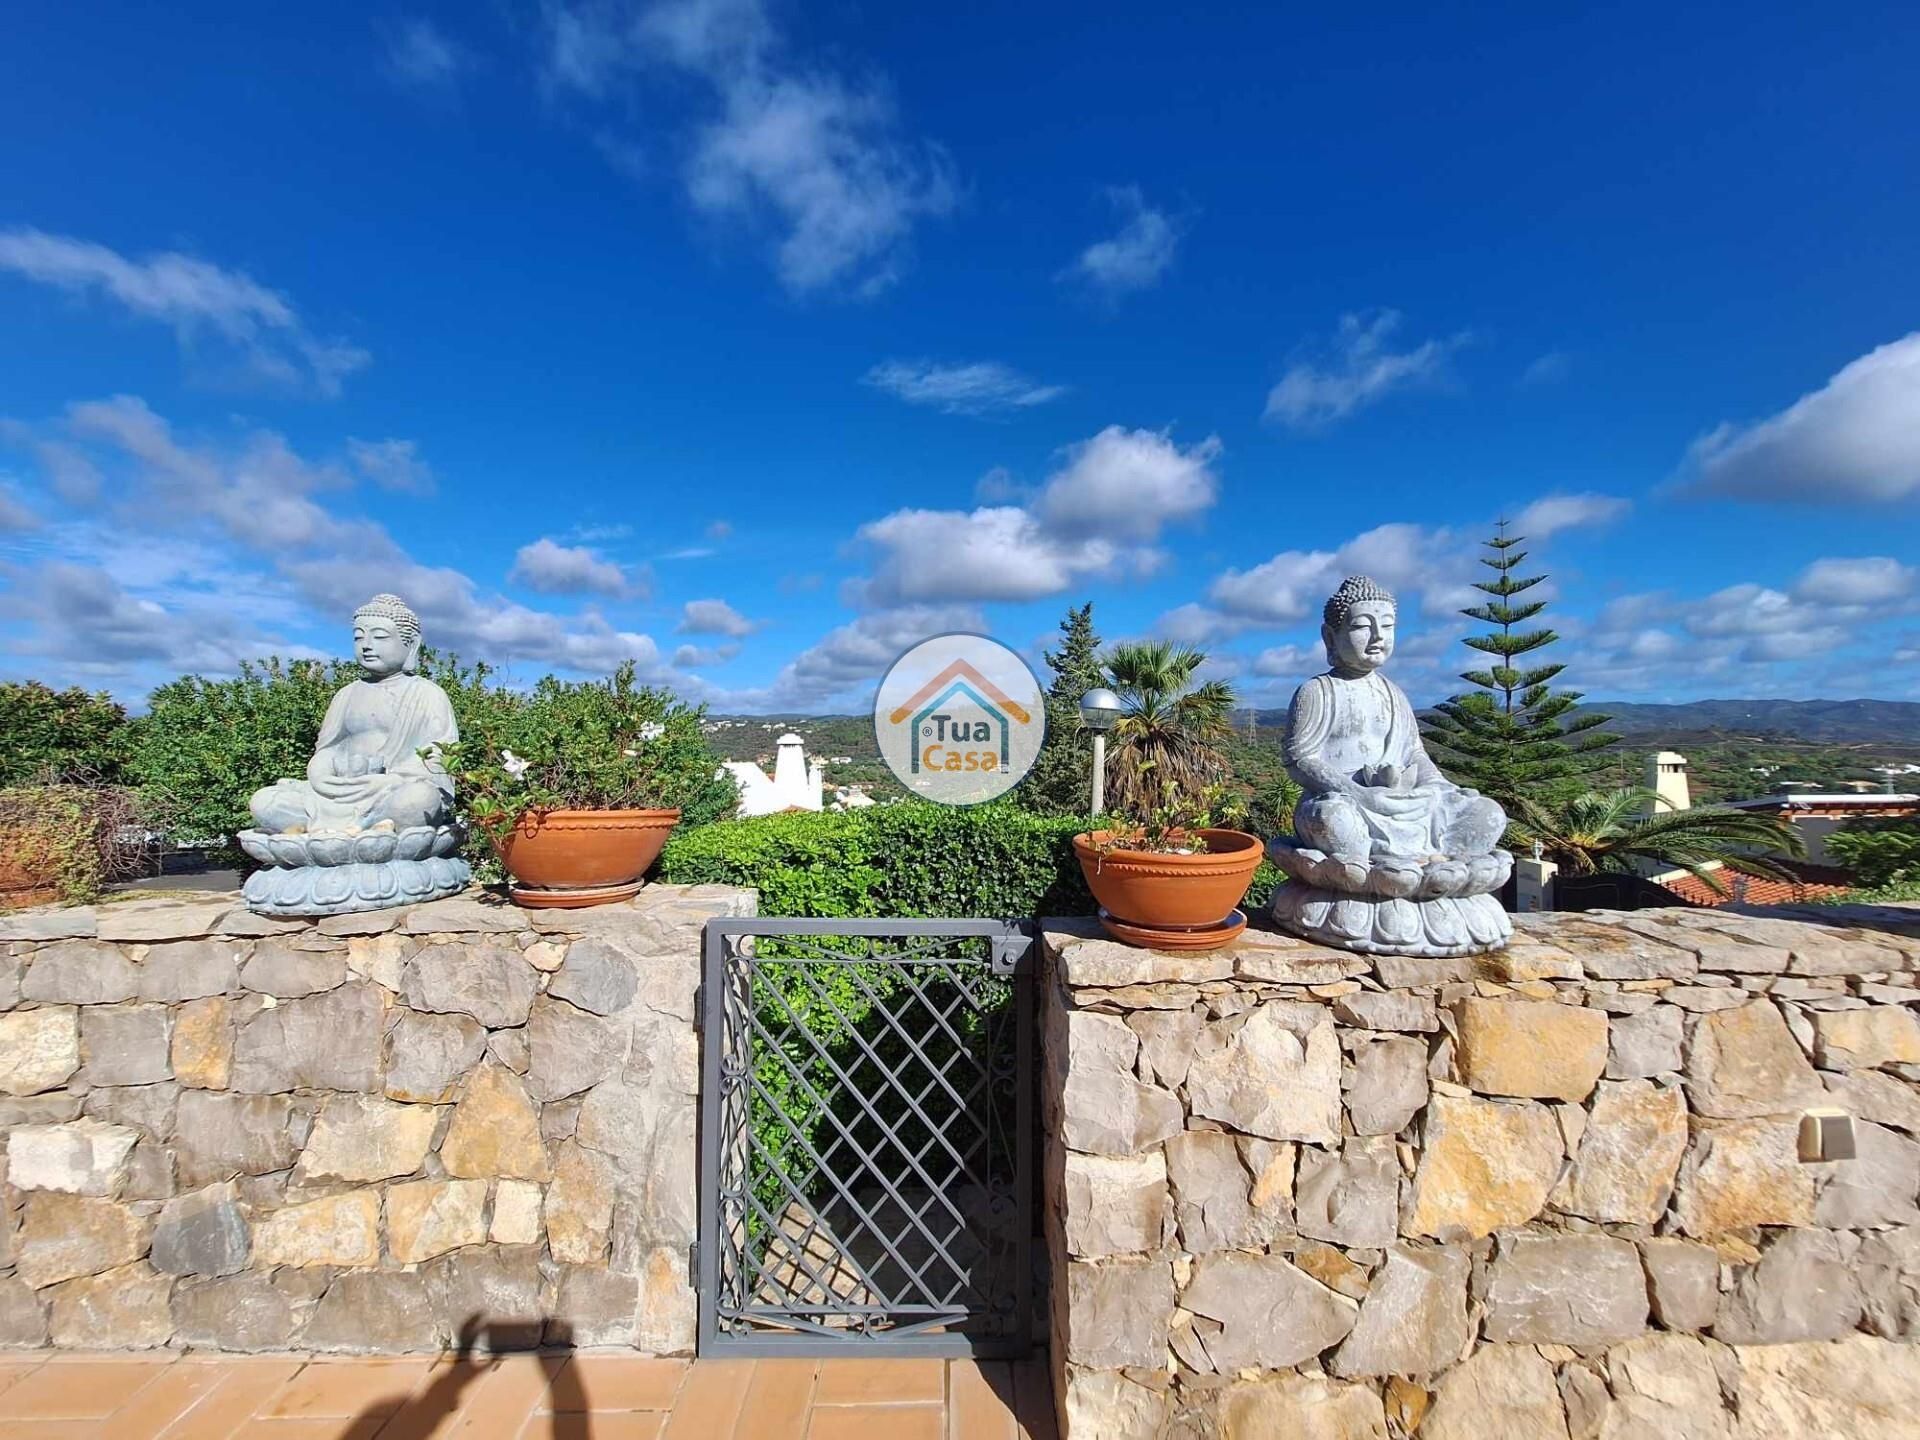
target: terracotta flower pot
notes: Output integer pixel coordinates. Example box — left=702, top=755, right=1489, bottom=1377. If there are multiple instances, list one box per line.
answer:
left=1073, top=828, right=1263, bottom=944
left=497, top=808, right=681, bottom=908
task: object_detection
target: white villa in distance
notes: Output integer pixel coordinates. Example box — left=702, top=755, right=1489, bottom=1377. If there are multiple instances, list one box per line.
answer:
left=723, top=732, right=825, bottom=816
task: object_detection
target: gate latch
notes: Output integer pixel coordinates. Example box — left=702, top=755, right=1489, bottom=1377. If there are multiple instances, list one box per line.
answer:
left=989, top=933, right=1029, bottom=978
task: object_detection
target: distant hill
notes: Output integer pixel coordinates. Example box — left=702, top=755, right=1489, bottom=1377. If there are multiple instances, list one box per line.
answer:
left=1580, top=699, right=1920, bottom=746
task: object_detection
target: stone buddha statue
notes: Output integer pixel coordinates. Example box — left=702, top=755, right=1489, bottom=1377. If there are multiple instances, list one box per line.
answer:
left=1269, top=576, right=1513, bottom=956
left=239, top=594, right=470, bottom=916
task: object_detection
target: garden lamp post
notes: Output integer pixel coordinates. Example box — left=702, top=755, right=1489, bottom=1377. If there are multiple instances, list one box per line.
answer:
left=1079, top=687, right=1124, bottom=817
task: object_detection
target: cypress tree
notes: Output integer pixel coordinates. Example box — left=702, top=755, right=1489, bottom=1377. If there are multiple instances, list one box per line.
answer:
left=1421, top=521, right=1617, bottom=810
left=1018, top=602, right=1104, bottom=816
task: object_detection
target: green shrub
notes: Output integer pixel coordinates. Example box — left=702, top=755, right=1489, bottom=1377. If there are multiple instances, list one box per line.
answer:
left=0, top=785, right=157, bottom=906
left=0, top=683, right=130, bottom=785
left=1827, top=820, right=1920, bottom=888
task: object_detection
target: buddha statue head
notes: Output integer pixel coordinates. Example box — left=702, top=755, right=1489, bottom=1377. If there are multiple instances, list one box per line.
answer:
left=1321, top=575, right=1397, bottom=675
left=352, top=593, right=422, bottom=679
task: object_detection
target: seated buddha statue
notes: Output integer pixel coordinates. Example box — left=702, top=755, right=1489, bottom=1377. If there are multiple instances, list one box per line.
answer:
left=1286, top=575, right=1505, bottom=863
left=249, top=593, right=457, bottom=835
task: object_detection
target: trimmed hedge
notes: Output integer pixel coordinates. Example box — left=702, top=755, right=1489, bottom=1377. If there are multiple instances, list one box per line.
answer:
left=659, top=800, right=1280, bottom=919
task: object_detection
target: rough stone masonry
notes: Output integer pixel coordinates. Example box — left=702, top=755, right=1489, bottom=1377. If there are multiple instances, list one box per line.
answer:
left=0, top=883, right=752, bottom=1354
left=1041, top=902, right=1920, bottom=1439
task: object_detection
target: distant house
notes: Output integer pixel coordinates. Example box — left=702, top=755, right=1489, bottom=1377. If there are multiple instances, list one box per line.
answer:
left=721, top=733, right=825, bottom=817
left=1725, top=789, right=1920, bottom=867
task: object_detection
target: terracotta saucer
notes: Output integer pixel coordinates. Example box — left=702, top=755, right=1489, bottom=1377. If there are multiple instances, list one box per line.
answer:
left=1098, top=908, right=1249, bottom=952
left=508, top=879, right=645, bottom=909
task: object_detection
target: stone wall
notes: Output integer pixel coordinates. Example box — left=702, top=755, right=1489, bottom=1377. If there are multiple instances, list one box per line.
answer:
left=1041, top=903, right=1920, bottom=1439
left=0, top=883, right=753, bottom=1353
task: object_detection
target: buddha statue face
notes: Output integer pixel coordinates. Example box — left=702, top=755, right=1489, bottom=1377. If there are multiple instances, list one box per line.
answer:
left=350, top=595, right=422, bottom=679
left=1324, top=599, right=1396, bottom=674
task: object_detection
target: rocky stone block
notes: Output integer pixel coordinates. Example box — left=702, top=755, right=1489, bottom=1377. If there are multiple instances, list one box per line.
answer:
left=1057, top=1367, right=1170, bottom=1440
left=6, top=1119, right=137, bottom=1195
left=1126, top=1009, right=1203, bottom=1088
left=522, top=1000, right=625, bottom=1110
left=425, top=1247, right=548, bottom=1351
left=231, top=982, right=384, bottom=1092
left=635, top=1242, right=697, bottom=1354
left=151, top=1182, right=250, bottom=1276
left=378, top=1008, right=484, bottom=1103
left=1602, top=1333, right=1730, bottom=1440
left=252, top=1189, right=381, bottom=1267
left=0, top=1005, right=80, bottom=1095
left=1815, top=1007, right=1920, bottom=1070
left=1163, top=1131, right=1256, bottom=1253
left=545, top=1140, right=615, bottom=1264
left=1552, top=1078, right=1688, bottom=1224
left=1716, top=1229, right=1862, bottom=1343
left=388, top=1177, right=488, bottom=1263
left=14, top=1192, right=151, bottom=1288
left=1641, top=1237, right=1722, bottom=1332
left=548, top=937, right=642, bottom=1015
left=491, top=1179, right=544, bottom=1245
left=1053, top=1008, right=1184, bottom=1156
left=1484, top=1231, right=1649, bottom=1346
left=1421, top=1343, right=1569, bottom=1440
left=1815, top=1118, right=1920, bottom=1228
left=170, top=996, right=232, bottom=1090
left=23, top=941, right=138, bottom=1004
left=1185, top=1003, right=1341, bottom=1144
left=1346, top=1034, right=1429, bottom=1135
left=1061, top=1257, right=1174, bottom=1369
left=1063, top=1148, right=1171, bottom=1257
left=1673, top=1117, right=1817, bottom=1236
left=1330, top=1243, right=1470, bottom=1378
left=304, top=1270, right=442, bottom=1352
left=239, top=941, right=348, bottom=998
left=1295, top=1136, right=1400, bottom=1248
left=1408, top=1093, right=1562, bottom=1240
left=1334, top=990, right=1439, bottom=1031
left=1217, top=1375, right=1388, bottom=1440
left=77, top=1003, right=172, bottom=1086
left=1553, top=918, right=1699, bottom=981
left=1825, top=1068, right=1920, bottom=1135
left=1685, top=1000, right=1824, bottom=1120
left=294, top=1094, right=438, bottom=1183
left=1453, top=997, right=1608, bottom=1102
left=487, top=1027, right=529, bottom=1074
left=171, top=1269, right=326, bottom=1350
left=138, top=939, right=240, bottom=1001
left=173, top=1089, right=295, bottom=1185
left=1734, top=1334, right=1920, bottom=1440
left=403, top=941, right=537, bottom=1028
left=96, top=897, right=232, bottom=943
left=440, top=1063, right=551, bottom=1181
left=1181, top=1251, right=1358, bottom=1369
left=548, top=1266, right=639, bottom=1347
left=1859, top=1226, right=1920, bottom=1339
left=45, top=1260, right=172, bottom=1348
left=0, top=1274, right=49, bottom=1347
left=1607, top=1005, right=1684, bottom=1079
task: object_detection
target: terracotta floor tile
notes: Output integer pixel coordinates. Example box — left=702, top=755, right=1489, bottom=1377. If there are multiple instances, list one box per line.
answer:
left=443, top=1355, right=570, bottom=1439
left=732, top=1357, right=817, bottom=1438
left=658, top=1359, right=754, bottom=1438
left=97, top=1360, right=235, bottom=1439
left=261, top=1358, right=436, bottom=1419
left=243, top=1420, right=391, bottom=1438
left=812, top=1357, right=946, bottom=1407
left=808, top=1404, right=946, bottom=1440
left=530, top=1415, right=666, bottom=1440
left=0, top=1358, right=172, bottom=1419
left=153, top=1359, right=308, bottom=1440
left=554, top=1356, right=689, bottom=1412
left=1008, top=1361, right=1058, bottom=1440
left=0, top=1360, right=45, bottom=1404
left=4, top=1422, right=113, bottom=1438
left=374, top=1355, right=503, bottom=1440
left=948, top=1360, right=1016, bottom=1440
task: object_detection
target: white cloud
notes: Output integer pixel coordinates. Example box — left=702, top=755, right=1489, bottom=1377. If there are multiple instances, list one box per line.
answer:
left=853, top=426, right=1221, bottom=606
left=862, top=359, right=1066, bottom=416
left=678, top=598, right=757, bottom=636
left=1252, top=643, right=1320, bottom=677
left=1062, top=186, right=1179, bottom=297
left=1512, top=492, right=1631, bottom=539
left=347, top=438, right=435, bottom=495
left=1792, top=556, right=1916, bottom=607
left=509, top=537, right=640, bottom=598
left=1521, top=350, right=1571, bottom=385
left=0, top=483, right=38, bottom=531
left=1263, top=310, right=1470, bottom=430
left=0, top=229, right=369, bottom=395
left=1684, top=333, right=1920, bottom=502
left=1209, top=522, right=1470, bottom=627
left=543, top=0, right=953, bottom=296
left=381, top=17, right=469, bottom=91
left=705, top=518, right=733, bottom=540
left=746, top=604, right=984, bottom=710
left=673, top=641, right=741, bottom=668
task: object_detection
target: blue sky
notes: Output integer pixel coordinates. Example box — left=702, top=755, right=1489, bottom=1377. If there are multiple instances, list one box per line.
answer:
left=2, top=1, right=1917, bottom=712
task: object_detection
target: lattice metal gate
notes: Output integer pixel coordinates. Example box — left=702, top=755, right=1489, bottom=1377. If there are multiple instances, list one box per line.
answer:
left=697, top=918, right=1034, bottom=1357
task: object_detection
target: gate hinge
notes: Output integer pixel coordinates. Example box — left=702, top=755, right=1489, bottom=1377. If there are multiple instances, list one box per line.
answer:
left=989, top=932, right=1030, bottom=978
left=688, top=1241, right=700, bottom=1288
left=692, top=983, right=704, bottom=1027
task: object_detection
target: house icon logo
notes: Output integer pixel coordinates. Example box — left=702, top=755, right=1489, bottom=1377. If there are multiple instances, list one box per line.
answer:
left=873, top=634, right=1046, bottom=804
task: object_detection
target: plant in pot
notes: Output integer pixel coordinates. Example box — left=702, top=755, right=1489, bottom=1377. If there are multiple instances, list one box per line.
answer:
left=441, top=662, right=738, bottom=908
left=1070, top=641, right=1261, bottom=950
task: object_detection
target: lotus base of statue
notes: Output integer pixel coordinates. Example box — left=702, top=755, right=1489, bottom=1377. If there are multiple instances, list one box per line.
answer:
left=238, top=824, right=471, bottom=917
left=1267, top=839, right=1513, bottom=957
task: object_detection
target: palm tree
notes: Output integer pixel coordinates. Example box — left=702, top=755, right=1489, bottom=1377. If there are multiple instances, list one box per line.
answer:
left=1102, top=641, right=1237, bottom=817
left=1511, top=787, right=1805, bottom=898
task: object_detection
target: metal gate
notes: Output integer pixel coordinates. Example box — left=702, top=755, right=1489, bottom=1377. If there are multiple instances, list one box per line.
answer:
left=697, top=917, right=1033, bottom=1357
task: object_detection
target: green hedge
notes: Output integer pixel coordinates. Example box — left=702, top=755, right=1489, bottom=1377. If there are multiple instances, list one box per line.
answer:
left=659, top=800, right=1279, bottom=919
left=1828, top=820, right=1920, bottom=888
